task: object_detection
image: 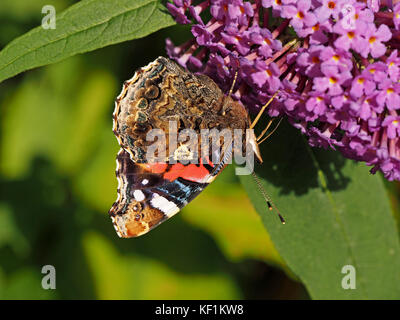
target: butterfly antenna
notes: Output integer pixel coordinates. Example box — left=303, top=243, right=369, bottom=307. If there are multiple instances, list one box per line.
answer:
left=251, top=171, right=285, bottom=224
left=228, top=71, right=238, bottom=97
left=257, top=119, right=274, bottom=142
left=250, top=91, right=279, bottom=129
left=258, top=117, right=283, bottom=145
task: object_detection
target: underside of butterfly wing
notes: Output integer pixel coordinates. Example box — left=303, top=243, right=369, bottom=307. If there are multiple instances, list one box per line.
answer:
left=109, top=149, right=218, bottom=238
left=109, top=57, right=254, bottom=238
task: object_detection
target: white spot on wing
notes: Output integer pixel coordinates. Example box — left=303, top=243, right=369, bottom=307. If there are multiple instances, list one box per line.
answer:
left=150, top=194, right=180, bottom=217
left=133, top=190, right=145, bottom=201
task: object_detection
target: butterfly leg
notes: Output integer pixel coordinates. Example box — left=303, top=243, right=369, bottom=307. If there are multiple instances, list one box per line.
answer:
left=250, top=91, right=279, bottom=129
left=257, top=117, right=283, bottom=145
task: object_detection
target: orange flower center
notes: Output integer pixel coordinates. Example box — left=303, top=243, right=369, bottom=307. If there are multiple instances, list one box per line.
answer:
left=312, top=56, right=320, bottom=64
left=329, top=77, right=338, bottom=84
left=312, top=23, right=320, bottom=31
left=264, top=38, right=271, bottom=45
left=328, top=1, right=336, bottom=9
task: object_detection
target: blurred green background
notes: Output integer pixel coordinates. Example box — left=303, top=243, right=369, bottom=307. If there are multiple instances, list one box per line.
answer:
left=0, top=0, right=309, bottom=299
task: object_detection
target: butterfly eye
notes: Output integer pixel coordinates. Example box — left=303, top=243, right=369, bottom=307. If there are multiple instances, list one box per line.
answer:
left=134, top=214, right=141, bottom=221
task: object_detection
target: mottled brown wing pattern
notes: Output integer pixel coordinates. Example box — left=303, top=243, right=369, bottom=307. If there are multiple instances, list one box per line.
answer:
left=109, top=57, right=257, bottom=238
left=112, top=57, right=250, bottom=163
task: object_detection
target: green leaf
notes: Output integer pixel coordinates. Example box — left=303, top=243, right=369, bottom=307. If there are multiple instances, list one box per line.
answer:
left=82, top=231, right=241, bottom=299
left=239, top=121, right=400, bottom=299
left=73, top=129, right=120, bottom=213
left=0, top=0, right=176, bottom=84
left=2, top=269, right=56, bottom=299
left=0, top=56, right=116, bottom=179
left=182, top=165, right=287, bottom=269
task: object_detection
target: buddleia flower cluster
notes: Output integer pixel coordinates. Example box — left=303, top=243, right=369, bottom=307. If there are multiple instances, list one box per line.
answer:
left=166, top=0, right=400, bottom=180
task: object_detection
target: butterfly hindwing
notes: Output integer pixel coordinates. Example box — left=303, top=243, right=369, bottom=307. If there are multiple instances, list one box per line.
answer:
left=109, top=149, right=213, bottom=237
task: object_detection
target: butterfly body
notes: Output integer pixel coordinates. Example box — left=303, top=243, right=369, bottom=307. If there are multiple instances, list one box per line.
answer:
left=110, top=57, right=260, bottom=238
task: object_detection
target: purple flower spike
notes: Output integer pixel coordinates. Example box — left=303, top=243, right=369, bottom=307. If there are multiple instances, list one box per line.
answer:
left=166, top=0, right=400, bottom=180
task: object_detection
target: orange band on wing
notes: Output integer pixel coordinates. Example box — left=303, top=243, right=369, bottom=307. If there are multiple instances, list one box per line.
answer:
left=164, top=163, right=210, bottom=182
left=139, top=163, right=168, bottom=174
left=140, top=159, right=215, bottom=183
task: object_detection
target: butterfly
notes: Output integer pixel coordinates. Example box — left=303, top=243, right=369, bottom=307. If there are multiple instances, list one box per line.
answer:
left=109, top=57, right=281, bottom=238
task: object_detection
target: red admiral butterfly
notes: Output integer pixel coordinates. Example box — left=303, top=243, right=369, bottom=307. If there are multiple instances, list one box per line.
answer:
left=109, top=57, right=281, bottom=238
